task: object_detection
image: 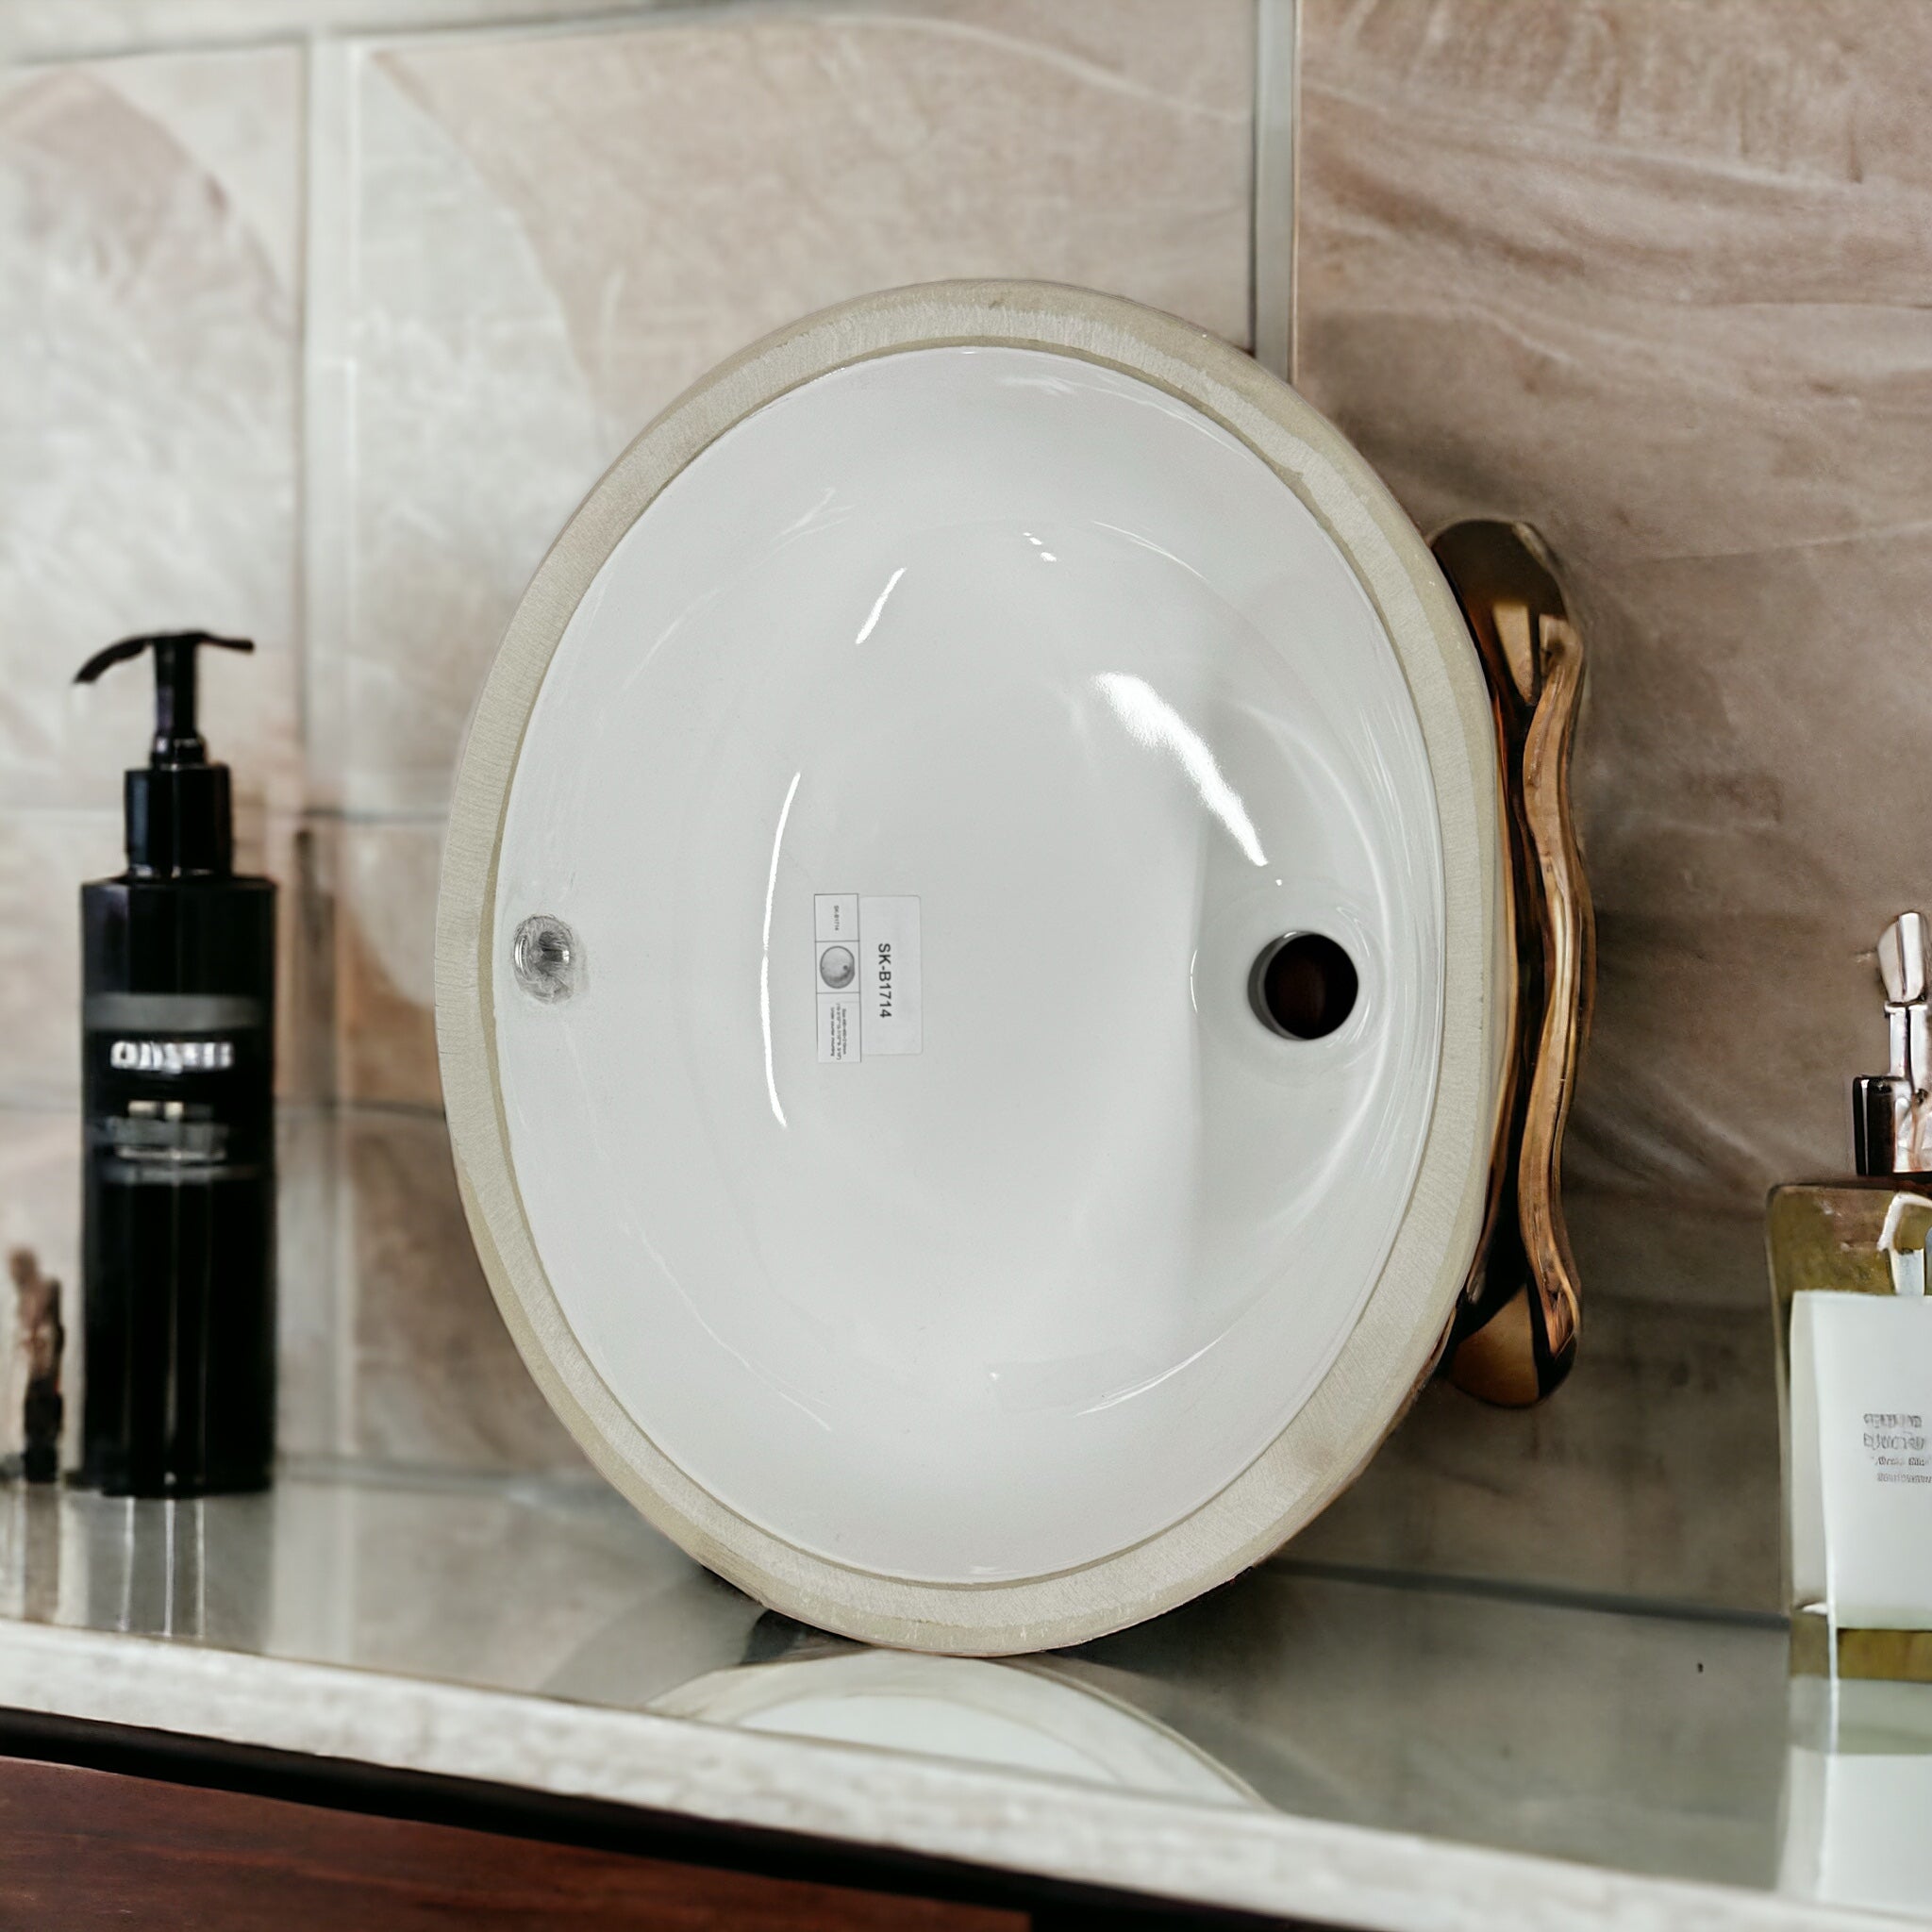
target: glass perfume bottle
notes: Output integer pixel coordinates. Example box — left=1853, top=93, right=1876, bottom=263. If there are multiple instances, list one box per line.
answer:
left=1768, top=912, right=1932, bottom=1683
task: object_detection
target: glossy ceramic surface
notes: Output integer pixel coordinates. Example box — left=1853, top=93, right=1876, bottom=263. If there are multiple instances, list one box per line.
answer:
left=489, top=344, right=1445, bottom=1585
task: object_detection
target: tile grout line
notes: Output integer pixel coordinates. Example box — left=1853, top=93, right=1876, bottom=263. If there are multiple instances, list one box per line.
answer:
left=301, top=35, right=356, bottom=828
left=300, top=35, right=362, bottom=1465
left=0, top=0, right=705, bottom=66
left=1251, top=0, right=1298, bottom=384
left=313, top=0, right=806, bottom=60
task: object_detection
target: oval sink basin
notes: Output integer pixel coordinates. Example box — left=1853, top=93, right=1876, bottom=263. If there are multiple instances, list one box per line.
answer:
left=439, top=283, right=1506, bottom=1653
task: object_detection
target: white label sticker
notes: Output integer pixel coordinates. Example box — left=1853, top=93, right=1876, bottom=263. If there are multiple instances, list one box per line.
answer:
left=814, top=894, right=922, bottom=1059
left=859, top=896, right=922, bottom=1057
left=817, top=992, right=859, bottom=1061
left=815, top=894, right=858, bottom=943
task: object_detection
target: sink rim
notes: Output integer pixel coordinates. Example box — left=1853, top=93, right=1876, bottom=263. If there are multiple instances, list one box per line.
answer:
left=436, top=279, right=1506, bottom=1655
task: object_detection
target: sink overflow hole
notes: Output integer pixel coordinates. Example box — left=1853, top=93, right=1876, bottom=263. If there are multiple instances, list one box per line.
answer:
left=1250, top=932, right=1358, bottom=1041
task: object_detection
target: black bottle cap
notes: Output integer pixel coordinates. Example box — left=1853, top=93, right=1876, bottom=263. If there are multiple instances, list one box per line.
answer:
left=75, top=632, right=254, bottom=877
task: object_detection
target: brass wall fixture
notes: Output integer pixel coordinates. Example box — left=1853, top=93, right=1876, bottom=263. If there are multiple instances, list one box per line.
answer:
left=1432, top=521, right=1594, bottom=1407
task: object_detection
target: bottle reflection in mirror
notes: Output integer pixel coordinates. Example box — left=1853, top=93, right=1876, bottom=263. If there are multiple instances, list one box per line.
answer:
left=0, top=1486, right=64, bottom=1626
left=1783, top=1676, right=1932, bottom=1917
left=78, top=1493, right=274, bottom=1646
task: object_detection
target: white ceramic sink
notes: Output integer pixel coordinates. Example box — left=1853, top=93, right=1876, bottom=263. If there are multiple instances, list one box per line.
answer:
left=439, top=283, right=1504, bottom=1653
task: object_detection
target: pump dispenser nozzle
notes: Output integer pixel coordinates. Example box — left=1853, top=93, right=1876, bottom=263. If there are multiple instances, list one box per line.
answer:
left=75, top=631, right=254, bottom=877
left=1856, top=911, right=1932, bottom=1178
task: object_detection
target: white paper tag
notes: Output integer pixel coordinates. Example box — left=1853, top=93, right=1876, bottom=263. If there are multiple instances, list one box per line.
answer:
left=1790, top=1291, right=1932, bottom=1627
left=813, top=894, right=921, bottom=1060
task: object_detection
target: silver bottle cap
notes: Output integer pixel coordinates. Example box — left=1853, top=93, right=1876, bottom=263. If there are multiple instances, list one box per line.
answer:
left=1857, top=913, right=1932, bottom=1177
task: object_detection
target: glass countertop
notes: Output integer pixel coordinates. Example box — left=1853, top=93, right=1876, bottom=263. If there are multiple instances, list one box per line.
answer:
left=0, top=1464, right=1922, bottom=1925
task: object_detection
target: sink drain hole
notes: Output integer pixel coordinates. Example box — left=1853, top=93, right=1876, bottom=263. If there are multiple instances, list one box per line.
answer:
left=1250, top=932, right=1358, bottom=1041
left=512, top=914, right=582, bottom=1004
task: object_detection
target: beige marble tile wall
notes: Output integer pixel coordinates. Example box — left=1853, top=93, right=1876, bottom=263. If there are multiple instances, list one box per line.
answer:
left=0, top=47, right=338, bottom=1457
left=1289, top=0, right=1932, bottom=1609
left=0, top=3, right=1257, bottom=1475
left=325, top=0, right=1257, bottom=1469
left=328, top=2, right=1255, bottom=823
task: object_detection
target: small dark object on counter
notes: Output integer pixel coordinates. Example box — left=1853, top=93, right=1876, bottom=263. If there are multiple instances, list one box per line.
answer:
left=8, top=1248, right=64, bottom=1483
left=75, top=632, right=275, bottom=1497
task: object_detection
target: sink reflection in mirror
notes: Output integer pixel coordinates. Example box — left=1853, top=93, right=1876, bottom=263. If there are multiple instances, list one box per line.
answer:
left=651, top=1631, right=1262, bottom=1808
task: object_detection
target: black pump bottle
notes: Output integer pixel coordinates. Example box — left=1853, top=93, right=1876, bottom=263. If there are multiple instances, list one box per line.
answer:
left=75, top=632, right=275, bottom=1496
